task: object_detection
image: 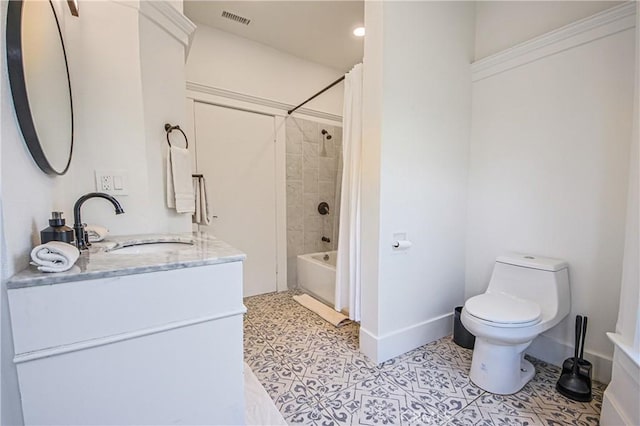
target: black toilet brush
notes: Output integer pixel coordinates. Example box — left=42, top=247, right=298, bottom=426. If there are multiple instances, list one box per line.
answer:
left=562, top=316, right=593, bottom=380
left=556, top=315, right=592, bottom=402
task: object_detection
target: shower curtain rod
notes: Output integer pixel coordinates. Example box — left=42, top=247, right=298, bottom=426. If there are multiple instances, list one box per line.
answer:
left=287, top=75, right=345, bottom=115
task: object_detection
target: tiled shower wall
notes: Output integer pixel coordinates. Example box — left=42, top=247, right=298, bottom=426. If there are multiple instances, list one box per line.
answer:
left=286, top=117, right=342, bottom=288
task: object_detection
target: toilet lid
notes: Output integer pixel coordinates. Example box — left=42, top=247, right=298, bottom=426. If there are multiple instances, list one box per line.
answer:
left=465, top=293, right=542, bottom=326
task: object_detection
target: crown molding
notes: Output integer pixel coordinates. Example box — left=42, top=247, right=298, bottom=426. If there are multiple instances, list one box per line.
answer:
left=133, top=1, right=196, bottom=49
left=472, top=2, right=637, bottom=82
left=186, top=81, right=343, bottom=122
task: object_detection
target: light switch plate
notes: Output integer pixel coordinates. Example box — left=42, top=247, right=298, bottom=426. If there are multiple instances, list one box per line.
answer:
left=95, top=170, right=128, bottom=196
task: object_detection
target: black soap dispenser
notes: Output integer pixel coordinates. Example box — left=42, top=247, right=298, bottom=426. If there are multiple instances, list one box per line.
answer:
left=40, top=212, right=75, bottom=244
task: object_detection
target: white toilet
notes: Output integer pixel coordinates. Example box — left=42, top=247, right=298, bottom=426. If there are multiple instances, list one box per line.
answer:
left=461, top=253, right=570, bottom=395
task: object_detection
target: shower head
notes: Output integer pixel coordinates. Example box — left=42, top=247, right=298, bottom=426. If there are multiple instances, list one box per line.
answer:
left=321, top=129, right=332, bottom=140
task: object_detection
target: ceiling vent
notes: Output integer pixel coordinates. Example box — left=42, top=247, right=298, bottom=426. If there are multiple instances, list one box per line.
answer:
left=221, top=10, right=251, bottom=26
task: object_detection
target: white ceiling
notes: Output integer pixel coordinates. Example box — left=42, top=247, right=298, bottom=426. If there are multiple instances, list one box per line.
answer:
left=183, top=1, right=364, bottom=72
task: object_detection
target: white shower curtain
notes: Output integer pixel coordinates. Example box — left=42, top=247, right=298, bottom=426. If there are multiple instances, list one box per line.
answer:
left=335, top=63, right=363, bottom=321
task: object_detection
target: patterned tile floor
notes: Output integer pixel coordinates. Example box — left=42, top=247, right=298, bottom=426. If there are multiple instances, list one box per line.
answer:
left=243, top=291, right=605, bottom=425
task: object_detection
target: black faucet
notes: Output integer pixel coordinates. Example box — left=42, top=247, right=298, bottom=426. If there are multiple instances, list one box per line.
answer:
left=73, top=192, right=124, bottom=250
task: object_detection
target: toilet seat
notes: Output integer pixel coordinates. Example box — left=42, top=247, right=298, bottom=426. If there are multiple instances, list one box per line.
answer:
left=465, top=293, right=542, bottom=328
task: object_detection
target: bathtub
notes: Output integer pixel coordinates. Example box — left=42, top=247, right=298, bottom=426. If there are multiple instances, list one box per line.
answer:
left=297, top=251, right=337, bottom=307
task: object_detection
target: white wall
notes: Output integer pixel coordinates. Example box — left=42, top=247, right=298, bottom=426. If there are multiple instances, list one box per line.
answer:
left=139, top=12, right=193, bottom=234
left=1, top=0, right=194, bottom=269
left=1, top=2, right=192, bottom=424
left=359, top=1, right=383, bottom=355
left=186, top=23, right=344, bottom=116
left=1, top=3, right=54, bottom=423
left=57, top=2, right=145, bottom=233
left=614, top=5, right=640, bottom=354
left=466, top=5, right=635, bottom=383
left=475, top=1, right=622, bottom=60
left=360, top=1, right=475, bottom=363
left=600, top=7, right=640, bottom=425
left=185, top=21, right=345, bottom=294
left=1, top=28, right=3, bottom=425
left=56, top=2, right=191, bottom=235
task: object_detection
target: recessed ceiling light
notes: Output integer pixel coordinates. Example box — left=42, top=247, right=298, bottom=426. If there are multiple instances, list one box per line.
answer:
left=353, top=27, right=365, bottom=37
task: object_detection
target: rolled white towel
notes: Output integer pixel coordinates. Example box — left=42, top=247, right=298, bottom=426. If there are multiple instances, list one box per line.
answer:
left=30, top=241, right=80, bottom=273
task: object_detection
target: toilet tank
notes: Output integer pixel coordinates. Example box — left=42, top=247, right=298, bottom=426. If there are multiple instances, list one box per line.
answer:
left=487, top=253, right=570, bottom=321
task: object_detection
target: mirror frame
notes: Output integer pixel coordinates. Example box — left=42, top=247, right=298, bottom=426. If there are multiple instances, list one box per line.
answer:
left=6, top=0, right=74, bottom=176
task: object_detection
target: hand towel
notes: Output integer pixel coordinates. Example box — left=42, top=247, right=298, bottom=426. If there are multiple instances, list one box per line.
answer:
left=193, top=176, right=201, bottom=224
left=30, top=241, right=80, bottom=273
left=166, top=146, right=195, bottom=214
left=192, top=175, right=211, bottom=226
left=199, top=176, right=210, bottom=225
left=85, top=224, right=109, bottom=242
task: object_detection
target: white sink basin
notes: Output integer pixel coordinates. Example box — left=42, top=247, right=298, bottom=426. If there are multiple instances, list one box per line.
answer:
left=107, top=242, right=194, bottom=255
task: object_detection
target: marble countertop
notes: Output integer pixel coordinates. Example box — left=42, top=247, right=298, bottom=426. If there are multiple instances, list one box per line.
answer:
left=7, top=232, right=246, bottom=289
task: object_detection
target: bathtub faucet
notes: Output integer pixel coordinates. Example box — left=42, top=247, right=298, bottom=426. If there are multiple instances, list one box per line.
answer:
left=317, top=202, right=330, bottom=215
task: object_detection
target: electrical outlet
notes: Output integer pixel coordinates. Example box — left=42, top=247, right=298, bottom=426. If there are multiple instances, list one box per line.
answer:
left=101, top=175, right=113, bottom=191
left=95, top=170, right=128, bottom=195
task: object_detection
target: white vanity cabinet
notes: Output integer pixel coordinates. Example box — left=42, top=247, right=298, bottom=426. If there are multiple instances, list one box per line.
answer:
left=8, top=243, right=246, bottom=426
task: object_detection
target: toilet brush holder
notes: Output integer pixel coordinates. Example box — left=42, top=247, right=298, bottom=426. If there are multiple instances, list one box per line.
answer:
left=453, top=306, right=475, bottom=349
left=562, top=357, right=592, bottom=381
left=556, top=315, right=592, bottom=402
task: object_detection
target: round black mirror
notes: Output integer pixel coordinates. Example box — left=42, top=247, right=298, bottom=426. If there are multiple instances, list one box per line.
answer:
left=6, top=0, right=74, bottom=176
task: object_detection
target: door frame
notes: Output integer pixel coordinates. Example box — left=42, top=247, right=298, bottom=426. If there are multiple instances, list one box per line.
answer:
left=185, top=84, right=343, bottom=293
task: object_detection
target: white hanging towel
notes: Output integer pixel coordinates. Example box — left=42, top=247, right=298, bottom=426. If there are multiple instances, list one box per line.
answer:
left=193, top=176, right=201, bottom=224
left=166, top=146, right=195, bottom=213
left=30, top=241, right=80, bottom=273
left=192, top=175, right=211, bottom=225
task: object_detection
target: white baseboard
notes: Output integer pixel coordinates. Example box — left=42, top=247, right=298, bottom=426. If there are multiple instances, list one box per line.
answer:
left=602, top=392, right=633, bottom=426
left=600, top=392, right=633, bottom=426
left=360, top=313, right=452, bottom=365
left=360, top=314, right=614, bottom=385
left=526, top=333, right=612, bottom=383
left=600, top=336, right=640, bottom=425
